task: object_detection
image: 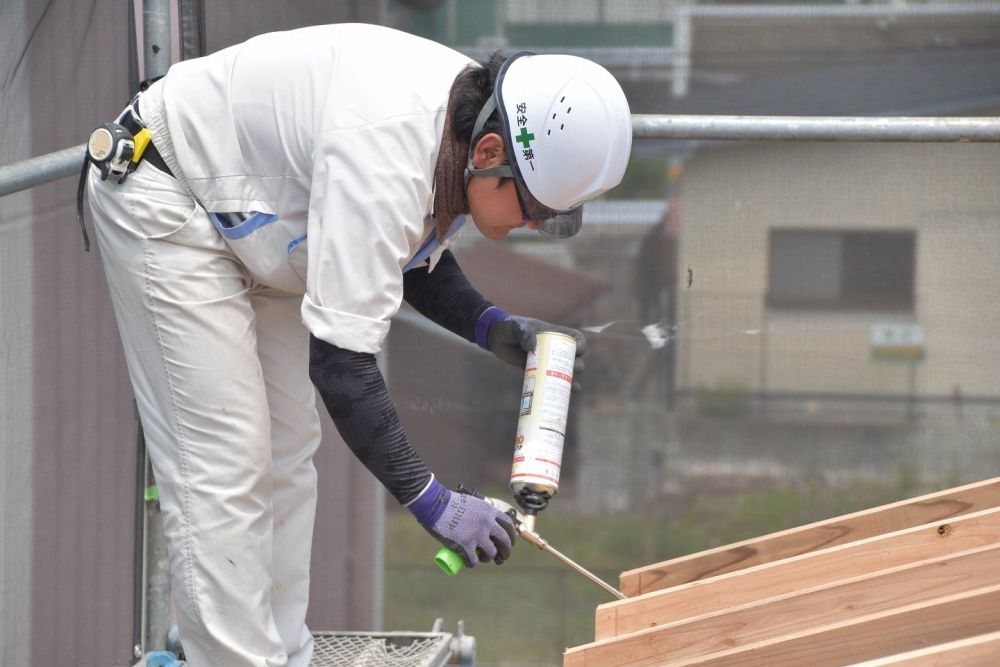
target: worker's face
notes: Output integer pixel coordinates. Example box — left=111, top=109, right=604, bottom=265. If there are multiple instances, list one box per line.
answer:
left=466, top=133, right=541, bottom=240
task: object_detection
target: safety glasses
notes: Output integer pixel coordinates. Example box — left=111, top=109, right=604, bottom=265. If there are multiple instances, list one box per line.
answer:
left=471, top=161, right=584, bottom=238
left=509, top=165, right=583, bottom=238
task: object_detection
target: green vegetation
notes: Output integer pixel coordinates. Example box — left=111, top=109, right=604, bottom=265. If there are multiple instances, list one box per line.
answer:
left=383, top=479, right=912, bottom=666
left=604, top=157, right=670, bottom=200
left=694, top=382, right=752, bottom=418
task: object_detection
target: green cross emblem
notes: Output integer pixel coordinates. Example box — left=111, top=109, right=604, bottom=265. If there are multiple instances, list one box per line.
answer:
left=515, top=126, right=535, bottom=149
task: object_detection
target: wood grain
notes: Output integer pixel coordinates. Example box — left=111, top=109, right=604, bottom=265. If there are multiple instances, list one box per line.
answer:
left=849, top=631, right=1000, bottom=666
left=579, top=544, right=1000, bottom=665
left=672, top=585, right=1000, bottom=667
left=619, top=477, right=1000, bottom=596
left=566, top=585, right=1000, bottom=667
left=597, top=507, right=1000, bottom=640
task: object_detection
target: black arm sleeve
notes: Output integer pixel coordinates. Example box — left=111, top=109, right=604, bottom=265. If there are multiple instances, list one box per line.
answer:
left=309, top=334, right=430, bottom=505
left=402, top=250, right=495, bottom=343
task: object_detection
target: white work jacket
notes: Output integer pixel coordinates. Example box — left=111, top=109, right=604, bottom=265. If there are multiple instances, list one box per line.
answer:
left=143, top=24, right=473, bottom=354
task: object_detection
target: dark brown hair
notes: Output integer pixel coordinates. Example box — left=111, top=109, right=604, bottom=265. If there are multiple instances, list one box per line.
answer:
left=449, top=50, right=509, bottom=145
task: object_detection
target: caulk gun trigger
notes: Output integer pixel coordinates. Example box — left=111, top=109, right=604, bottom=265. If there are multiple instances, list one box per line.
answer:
left=456, top=483, right=484, bottom=500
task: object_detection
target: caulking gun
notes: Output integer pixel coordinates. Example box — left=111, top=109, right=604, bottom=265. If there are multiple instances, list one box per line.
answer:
left=434, top=332, right=626, bottom=600
left=434, top=488, right=627, bottom=601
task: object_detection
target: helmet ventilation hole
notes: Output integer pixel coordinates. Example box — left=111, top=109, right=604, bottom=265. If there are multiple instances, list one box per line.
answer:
left=544, top=98, right=574, bottom=135
left=551, top=101, right=571, bottom=128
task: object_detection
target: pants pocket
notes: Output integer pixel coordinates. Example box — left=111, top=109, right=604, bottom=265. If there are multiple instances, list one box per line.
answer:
left=124, top=163, right=200, bottom=240
left=89, top=162, right=218, bottom=253
left=210, top=213, right=307, bottom=294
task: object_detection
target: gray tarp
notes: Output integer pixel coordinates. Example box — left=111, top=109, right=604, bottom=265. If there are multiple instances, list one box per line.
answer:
left=1, top=3, right=380, bottom=665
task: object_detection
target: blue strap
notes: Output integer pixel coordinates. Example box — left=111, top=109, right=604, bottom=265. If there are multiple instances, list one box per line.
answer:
left=207, top=211, right=279, bottom=240
left=403, top=214, right=466, bottom=273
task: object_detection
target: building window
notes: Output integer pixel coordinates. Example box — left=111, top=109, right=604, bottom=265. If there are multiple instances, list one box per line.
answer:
left=767, top=229, right=915, bottom=311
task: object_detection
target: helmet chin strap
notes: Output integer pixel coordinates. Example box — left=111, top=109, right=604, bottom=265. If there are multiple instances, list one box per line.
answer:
left=464, top=97, right=513, bottom=186
left=468, top=164, right=514, bottom=181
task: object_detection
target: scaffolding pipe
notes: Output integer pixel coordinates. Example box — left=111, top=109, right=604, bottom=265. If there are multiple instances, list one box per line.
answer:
left=631, top=115, right=1000, bottom=142
left=3, top=115, right=1000, bottom=199
left=0, top=145, right=84, bottom=198
left=137, top=1, right=175, bottom=657
left=142, top=0, right=173, bottom=81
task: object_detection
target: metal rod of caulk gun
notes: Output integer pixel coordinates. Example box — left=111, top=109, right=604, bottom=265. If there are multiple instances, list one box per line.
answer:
left=434, top=489, right=627, bottom=599
left=516, top=517, right=628, bottom=601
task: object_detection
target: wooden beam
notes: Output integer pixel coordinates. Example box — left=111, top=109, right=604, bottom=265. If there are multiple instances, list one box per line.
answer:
left=565, top=585, right=1000, bottom=667
left=849, top=630, right=1000, bottom=666
left=672, top=585, right=1000, bottom=667
left=579, top=544, right=1000, bottom=664
left=619, top=477, right=1000, bottom=596
left=595, top=507, right=1000, bottom=639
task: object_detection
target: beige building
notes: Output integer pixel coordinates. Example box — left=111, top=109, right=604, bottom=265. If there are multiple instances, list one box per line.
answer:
left=678, top=140, right=1000, bottom=401
left=573, top=4, right=1000, bottom=514
left=615, top=4, right=1000, bottom=405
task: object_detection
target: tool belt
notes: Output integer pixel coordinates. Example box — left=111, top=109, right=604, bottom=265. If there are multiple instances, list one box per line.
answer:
left=76, top=80, right=172, bottom=251
left=118, top=96, right=173, bottom=178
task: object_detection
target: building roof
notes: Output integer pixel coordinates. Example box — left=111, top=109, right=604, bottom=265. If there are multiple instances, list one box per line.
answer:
left=626, top=43, right=1000, bottom=117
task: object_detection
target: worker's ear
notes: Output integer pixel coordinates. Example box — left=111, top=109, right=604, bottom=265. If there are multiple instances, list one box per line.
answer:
left=472, top=132, right=506, bottom=169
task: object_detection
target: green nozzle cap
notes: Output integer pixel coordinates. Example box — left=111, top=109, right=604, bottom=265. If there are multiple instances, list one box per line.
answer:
left=435, top=547, right=464, bottom=575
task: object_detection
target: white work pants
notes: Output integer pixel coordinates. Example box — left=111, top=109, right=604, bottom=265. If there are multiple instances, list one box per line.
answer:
left=88, top=160, right=322, bottom=666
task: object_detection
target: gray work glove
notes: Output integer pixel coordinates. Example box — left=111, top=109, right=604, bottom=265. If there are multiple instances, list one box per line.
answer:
left=487, top=315, right=588, bottom=372
left=407, top=477, right=516, bottom=567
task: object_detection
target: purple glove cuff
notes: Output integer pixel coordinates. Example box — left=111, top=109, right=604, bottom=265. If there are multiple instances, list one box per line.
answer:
left=475, top=306, right=511, bottom=350
left=406, top=476, right=451, bottom=528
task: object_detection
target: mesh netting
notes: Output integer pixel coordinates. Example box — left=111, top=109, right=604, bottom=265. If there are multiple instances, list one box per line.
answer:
left=310, top=632, right=452, bottom=667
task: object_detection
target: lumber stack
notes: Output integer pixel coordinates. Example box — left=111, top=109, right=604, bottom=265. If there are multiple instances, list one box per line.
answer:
left=564, top=478, right=1000, bottom=666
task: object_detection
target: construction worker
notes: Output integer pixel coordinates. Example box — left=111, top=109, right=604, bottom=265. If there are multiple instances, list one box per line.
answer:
left=85, top=23, right=631, bottom=666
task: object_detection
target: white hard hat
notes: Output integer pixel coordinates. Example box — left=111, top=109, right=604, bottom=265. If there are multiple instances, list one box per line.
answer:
left=465, top=52, right=633, bottom=238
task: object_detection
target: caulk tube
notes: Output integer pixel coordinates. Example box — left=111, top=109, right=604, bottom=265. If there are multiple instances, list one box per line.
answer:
left=510, top=331, right=577, bottom=520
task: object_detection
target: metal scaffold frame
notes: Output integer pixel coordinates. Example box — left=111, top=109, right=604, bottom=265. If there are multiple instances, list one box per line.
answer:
left=3, top=115, right=999, bottom=199
left=630, top=115, right=1000, bottom=142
